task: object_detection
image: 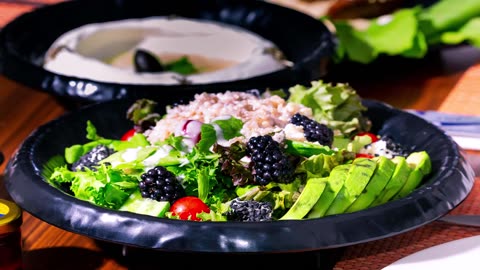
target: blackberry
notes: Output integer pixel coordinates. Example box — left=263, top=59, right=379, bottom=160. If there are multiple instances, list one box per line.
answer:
left=227, top=199, right=273, bottom=222
left=72, top=145, right=114, bottom=171
left=246, top=135, right=294, bottom=185
left=139, top=166, right=185, bottom=203
left=290, top=113, right=334, bottom=147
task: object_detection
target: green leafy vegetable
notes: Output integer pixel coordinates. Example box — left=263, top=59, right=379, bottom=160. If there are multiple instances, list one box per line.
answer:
left=331, top=0, right=480, bottom=64
left=213, top=117, right=243, bottom=140
left=285, top=140, right=334, bottom=157
left=287, top=80, right=370, bottom=136
left=196, top=117, right=243, bottom=153
left=164, top=56, right=198, bottom=75
left=197, top=124, right=217, bottom=153
left=64, top=121, right=150, bottom=164
left=440, top=18, right=480, bottom=47
left=418, top=0, right=480, bottom=41
left=49, top=164, right=138, bottom=209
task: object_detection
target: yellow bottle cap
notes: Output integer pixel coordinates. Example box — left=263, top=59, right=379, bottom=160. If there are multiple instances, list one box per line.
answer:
left=0, top=199, right=23, bottom=234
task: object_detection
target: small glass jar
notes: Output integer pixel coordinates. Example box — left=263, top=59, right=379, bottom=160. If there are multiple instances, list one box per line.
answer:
left=0, top=199, right=23, bottom=270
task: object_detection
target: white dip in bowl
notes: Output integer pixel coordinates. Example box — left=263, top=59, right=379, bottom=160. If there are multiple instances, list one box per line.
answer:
left=43, top=16, right=291, bottom=85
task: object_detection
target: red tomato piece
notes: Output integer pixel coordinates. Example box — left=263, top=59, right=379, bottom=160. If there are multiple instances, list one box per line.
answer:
left=121, top=128, right=136, bottom=141
left=356, top=153, right=374, bottom=159
left=169, top=196, right=210, bottom=221
left=356, top=132, right=379, bottom=143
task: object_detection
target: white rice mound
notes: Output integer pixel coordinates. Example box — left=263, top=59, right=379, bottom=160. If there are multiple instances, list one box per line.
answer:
left=145, top=91, right=313, bottom=144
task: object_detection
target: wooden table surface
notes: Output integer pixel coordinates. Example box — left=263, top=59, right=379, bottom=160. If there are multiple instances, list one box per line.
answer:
left=2, top=1, right=480, bottom=269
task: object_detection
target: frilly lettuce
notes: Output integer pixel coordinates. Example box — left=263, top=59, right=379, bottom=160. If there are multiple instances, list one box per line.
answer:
left=49, top=164, right=138, bottom=209
left=287, top=80, right=371, bottom=136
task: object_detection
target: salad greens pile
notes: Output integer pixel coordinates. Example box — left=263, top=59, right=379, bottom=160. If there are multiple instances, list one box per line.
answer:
left=332, top=0, right=480, bottom=64
left=44, top=80, right=430, bottom=222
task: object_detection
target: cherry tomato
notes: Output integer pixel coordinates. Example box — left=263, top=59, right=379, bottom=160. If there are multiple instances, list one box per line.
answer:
left=356, top=132, right=379, bottom=143
left=355, top=153, right=374, bottom=159
left=169, top=196, right=210, bottom=221
left=121, top=128, right=136, bottom=141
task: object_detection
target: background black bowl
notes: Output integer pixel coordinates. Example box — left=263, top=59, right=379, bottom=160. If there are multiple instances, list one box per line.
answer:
left=4, top=95, right=475, bottom=253
left=0, top=0, right=335, bottom=104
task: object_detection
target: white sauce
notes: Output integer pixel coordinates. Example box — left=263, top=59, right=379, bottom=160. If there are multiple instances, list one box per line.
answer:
left=121, top=147, right=141, bottom=162
left=43, top=17, right=289, bottom=85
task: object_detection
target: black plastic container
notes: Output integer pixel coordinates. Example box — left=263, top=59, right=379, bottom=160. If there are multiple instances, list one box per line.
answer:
left=0, top=0, right=335, bottom=103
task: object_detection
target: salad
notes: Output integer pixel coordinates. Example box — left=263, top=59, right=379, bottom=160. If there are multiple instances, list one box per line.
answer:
left=45, top=80, right=432, bottom=222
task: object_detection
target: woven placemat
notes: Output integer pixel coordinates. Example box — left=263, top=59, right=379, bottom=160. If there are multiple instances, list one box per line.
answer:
left=438, top=63, right=480, bottom=115
left=335, top=182, right=480, bottom=270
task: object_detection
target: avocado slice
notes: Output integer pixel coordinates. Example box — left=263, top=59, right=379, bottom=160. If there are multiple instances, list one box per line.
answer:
left=324, top=158, right=377, bottom=216
left=345, top=156, right=396, bottom=213
left=280, top=177, right=327, bottom=220
left=370, top=155, right=411, bottom=207
left=393, top=151, right=432, bottom=199
left=307, top=164, right=351, bottom=218
left=119, top=190, right=170, bottom=218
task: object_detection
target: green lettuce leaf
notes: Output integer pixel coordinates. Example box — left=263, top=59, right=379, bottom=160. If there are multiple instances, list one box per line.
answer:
left=295, top=152, right=346, bottom=179
left=49, top=164, right=138, bottom=209
left=164, top=56, right=198, bottom=75
left=196, top=117, right=244, bottom=153
left=213, top=117, right=243, bottom=140
left=333, top=20, right=377, bottom=64
left=365, top=9, right=420, bottom=56
left=287, top=81, right=369, bottom=136
left=196, top=124, right=217, bottom=153
left=332, top=0, right=480, bottom=63
left=285, top=140, right=334, bottom=157
left=418, top=0, right=480, bottom=40
left=440, top=18, right=480, bottom=47
left=64, top=121, right=150, bottom=164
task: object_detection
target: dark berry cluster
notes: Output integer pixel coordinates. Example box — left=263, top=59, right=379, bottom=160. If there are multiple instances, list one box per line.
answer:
left=139, top=166, right=185, bottom=203
left=246, top=135, right=294, bottom=185
left=227, top=199, right=273, bottom=222
left=290, top=113, right=334, bottom=147
left=72, top=145, right=114, bottom=171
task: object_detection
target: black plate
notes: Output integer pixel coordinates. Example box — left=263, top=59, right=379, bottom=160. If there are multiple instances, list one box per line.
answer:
left=0, top=0, right=335, bottom=103
left=4, top=95, right=475, bottom=253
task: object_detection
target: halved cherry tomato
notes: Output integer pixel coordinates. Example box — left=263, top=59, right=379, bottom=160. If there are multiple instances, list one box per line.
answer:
left=356, top=132, right=379, bottom=143
left=121, top=128, right=136, bottom=141
left=169, top=196, right=210, bottom=221
left=355, top=153, right=374, bottom=159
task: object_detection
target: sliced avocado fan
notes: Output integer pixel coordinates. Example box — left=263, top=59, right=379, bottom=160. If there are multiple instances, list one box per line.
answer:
left=307, top=164, right=351, bottom=218
left=369, top=155, right=411, bottom=207
left=345, top=156, right=396, bottom=213
left=280, top=177, right=327, bottom=220
left=324, top=158, right=377, bottom=216
left=393, top=151, right=432, bottom=199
